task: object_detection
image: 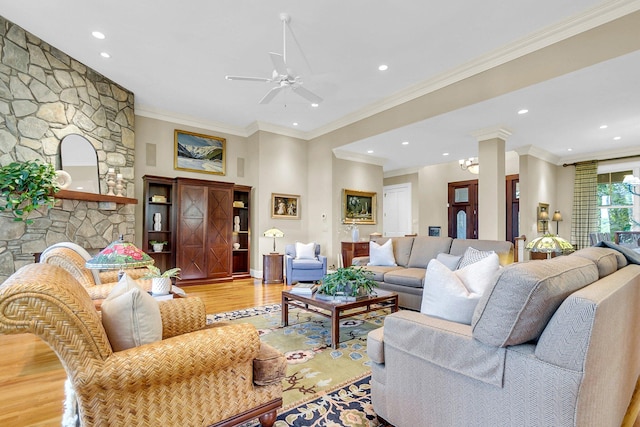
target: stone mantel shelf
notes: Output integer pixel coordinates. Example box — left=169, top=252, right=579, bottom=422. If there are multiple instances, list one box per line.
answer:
left=56, top=189, right=138, bottom=205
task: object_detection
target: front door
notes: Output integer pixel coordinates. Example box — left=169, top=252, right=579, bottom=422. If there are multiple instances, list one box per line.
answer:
left=448, top=180, right=478, bottom=239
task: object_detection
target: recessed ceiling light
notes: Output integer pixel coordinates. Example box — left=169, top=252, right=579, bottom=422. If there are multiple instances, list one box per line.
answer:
left=567, top=148, right=573, bottom=151
left=100, top=52, right=111, bottom=58
left=378, top=65, right=388, bottom=71
left=292, top=122, right=298, bottom=126
left=367, top=150, right=374, bottom=154
left=311, top=103, right=319, bottom=108
left=442, top=152, right=449, bottom=156
left=613, top=136, right=621, bottom=140
left=92, top=31, right=105, bottom=40
left=401, top=141, right=409, bottom=145
left=599, top=125, right=608, bottom=129
left=517, top=109, right=528, bottom=115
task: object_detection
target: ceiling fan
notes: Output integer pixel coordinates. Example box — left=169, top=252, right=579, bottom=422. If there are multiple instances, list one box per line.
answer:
left=225, top=13, right=323, bottom=105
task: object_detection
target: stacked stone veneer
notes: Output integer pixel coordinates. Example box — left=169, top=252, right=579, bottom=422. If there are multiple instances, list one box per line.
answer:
left=0, top=16, right=136, bottom=281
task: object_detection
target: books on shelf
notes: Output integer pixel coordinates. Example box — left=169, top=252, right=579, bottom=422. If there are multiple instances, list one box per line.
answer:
left=290, top=282, right=319, bottom=295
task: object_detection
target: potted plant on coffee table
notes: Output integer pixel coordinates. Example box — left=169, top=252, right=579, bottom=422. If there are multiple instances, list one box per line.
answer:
left=143, top=265, right=181, bottom=295
left=316, top=266, right=378, bottom=301
left=0, top=160, right=60, bottom=224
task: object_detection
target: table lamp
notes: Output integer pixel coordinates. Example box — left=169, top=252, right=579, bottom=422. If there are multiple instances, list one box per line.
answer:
left=263, top=227, right=284, bottom=253
left=86, top=235, right=154, bottom=279
left=525, top=235, right=574, bottom=259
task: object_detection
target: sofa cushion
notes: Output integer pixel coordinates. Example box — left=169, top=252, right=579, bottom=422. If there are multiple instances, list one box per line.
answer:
left=101, top=274, right=162, bottom=352
left=364, top=265, right=404, bottom=282
left=368, top=239, right=397, bottom=266
left=374, top=237, right=415, bottom=267
left=290, top=258, right=323, bottom=270
left=472, top=256, right=599, bottom=347
left=570, top=246, right=625, bottom=277
left=421, top=254, right=500, bottom=324
left=458, top=246, right=495, bottom=269
left=383, top=268, right=427, bottom=288
left=407, top=237, right=454, bottom=268
left=436, top=252, right=462, bottom=270
left=450, top=239, right=514, bottom=266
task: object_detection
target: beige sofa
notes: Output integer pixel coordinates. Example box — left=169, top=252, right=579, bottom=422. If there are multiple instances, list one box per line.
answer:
left=367, top=246, right=640, bottom=426
left=352, top=236, right=514, bottom=310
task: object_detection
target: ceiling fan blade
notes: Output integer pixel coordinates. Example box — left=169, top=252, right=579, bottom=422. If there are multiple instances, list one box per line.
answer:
left=269, top=52, right=288, bottom=76
left=291, top=85, right=323, bottom=104
left=259, top=85, right=285, bottom=104
left=225, top=75, right=271, bottom=82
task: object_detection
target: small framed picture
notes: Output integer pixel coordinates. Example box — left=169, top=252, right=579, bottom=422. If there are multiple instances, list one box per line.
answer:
left=174, top=129, right=226, bottom=175
left=428, top=226, right=441, bottom=237
left=343, top=189, right=376, bottom=225
left=272, top=193, right=300, bottom=219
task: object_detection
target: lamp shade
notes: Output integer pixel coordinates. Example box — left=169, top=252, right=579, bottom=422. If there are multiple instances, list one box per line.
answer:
left=86, top=237, right=154, bottom=270
left=263, top=228, right=284, bottom=238
left=525, top=235, right=574, bottom=254
left=552, top=210, right=563, bottom=222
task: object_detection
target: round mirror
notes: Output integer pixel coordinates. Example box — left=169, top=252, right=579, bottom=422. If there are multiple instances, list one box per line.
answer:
left=60, top=134, right=100, bottom=193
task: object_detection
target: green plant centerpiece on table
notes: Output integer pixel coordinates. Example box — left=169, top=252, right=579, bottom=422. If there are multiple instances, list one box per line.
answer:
left=0, top=160, right=60, bottom=224
left=317, top=266, right=378, bottom=299
left=143, top=265, right=181, bottom=295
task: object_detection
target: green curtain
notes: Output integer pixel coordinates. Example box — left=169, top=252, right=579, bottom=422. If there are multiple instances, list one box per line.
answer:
left=570, top=161, right=598, bottom=250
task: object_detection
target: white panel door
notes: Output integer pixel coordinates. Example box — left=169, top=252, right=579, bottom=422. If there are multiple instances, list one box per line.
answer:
left=383, top=183, right=411, bottom=237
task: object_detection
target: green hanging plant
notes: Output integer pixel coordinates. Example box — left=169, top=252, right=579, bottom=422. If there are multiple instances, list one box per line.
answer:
left=0, top=160, right=60, bottom=224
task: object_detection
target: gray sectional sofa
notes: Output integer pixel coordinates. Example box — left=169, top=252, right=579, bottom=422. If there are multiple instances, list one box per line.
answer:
left=351, top=236, right=514, bottom=310
left=367, top=246, right=640, bottom=426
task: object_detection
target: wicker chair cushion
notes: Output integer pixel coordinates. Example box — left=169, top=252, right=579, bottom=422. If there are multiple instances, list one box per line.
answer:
left=101, top=274, right=162, bottom=351
left=253, top=342, right=287, bottom=386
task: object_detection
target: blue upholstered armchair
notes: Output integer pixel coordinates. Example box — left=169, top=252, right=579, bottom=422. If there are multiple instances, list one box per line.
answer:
left=285, top=243, right=327, bottom=286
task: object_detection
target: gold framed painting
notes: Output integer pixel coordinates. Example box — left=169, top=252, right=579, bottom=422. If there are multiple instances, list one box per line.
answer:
left=174, top=129, right=226, bottom=175
left=343, top=189, right=376, bottom=224
left=272, top=193, right=300, bottom=219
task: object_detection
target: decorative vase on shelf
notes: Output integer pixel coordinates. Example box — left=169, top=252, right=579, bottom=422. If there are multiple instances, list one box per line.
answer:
left=233, top=242, right=241, bottom=250
left=234, top=215, right=241, bottom=232
left=153, top=212, right=162, bottom=231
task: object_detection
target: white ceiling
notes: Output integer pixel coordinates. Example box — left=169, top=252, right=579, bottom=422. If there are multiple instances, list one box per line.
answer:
left=1, top=0, right=639, bottom=173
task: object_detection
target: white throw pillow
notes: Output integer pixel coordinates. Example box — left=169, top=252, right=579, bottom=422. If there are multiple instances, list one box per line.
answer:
left=295, top=242, right=316, bottom=259
left=436, top=253, right=462, bottom=270
left=367, top=239, right=397, bottom=266
left=101, top=274, right=162, bottom=351
left=421, top=253, right=500, bottom=324
left=458, top=246, right=496, bottom=269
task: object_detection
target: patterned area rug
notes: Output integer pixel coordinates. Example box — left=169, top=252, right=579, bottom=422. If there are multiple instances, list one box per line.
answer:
left=207, top=304, right=391, bottom=427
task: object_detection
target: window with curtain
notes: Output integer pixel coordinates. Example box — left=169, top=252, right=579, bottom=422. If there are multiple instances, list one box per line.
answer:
left=597, top=170, right=634, bottom=238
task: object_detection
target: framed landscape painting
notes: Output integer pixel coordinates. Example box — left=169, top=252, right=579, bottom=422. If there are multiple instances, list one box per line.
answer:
left=174, top=129, right=226, bottom=175
left=343, top=189, right=376, bottom=225
left=272, top=193, right=300, bottom=219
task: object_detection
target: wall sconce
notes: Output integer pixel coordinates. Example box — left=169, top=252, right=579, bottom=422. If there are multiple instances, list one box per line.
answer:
left=537, top=203, right=549, bottom=234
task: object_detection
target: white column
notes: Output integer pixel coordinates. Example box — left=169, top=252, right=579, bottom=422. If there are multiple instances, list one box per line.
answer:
left=472, top=128, right=511, bottom=240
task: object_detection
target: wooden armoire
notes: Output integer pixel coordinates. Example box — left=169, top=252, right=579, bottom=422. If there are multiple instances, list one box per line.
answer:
left=143, top=175, right=251, bottom=285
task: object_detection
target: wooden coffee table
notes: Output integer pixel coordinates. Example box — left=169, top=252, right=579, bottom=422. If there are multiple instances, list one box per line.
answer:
left=281, top=289, right=398, bottom=349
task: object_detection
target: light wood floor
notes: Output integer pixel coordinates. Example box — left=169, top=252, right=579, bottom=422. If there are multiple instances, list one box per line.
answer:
left=0, top=278, right=285, bottom=427
left=1, top=279, right=638, bottom=427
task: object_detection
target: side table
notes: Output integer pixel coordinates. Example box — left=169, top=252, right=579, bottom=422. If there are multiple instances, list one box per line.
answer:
left=263, top=253, right=284, bottom=284
left=341, top=241, right=369, bottom=267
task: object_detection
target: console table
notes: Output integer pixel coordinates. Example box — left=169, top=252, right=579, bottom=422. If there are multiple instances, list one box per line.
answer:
left=341, top=241, right=369, bottom=267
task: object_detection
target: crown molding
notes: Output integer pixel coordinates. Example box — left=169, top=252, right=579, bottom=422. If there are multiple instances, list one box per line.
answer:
left=559, top=146, right=640, bottom=165
left=332, top=148, right=386, bottom=167
left=248, top=121, right=308, bottom=140
left=471, top=127, right=513, bottom=141
left=515, top=145, right=561, bottom=164
left=135, top=104, right=249, bottom=137
left=305, top=0, right=640, bottom=141
left=384, top=167, right=420, bottom=178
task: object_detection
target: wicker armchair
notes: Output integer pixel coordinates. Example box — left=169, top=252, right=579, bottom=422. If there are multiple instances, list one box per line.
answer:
left=39, top=245, right=149, bottom=299
left=0, top=263, right=285, bottom=427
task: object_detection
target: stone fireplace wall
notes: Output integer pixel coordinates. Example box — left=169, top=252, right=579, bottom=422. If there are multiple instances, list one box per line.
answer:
left=0, top=16, right=136, bottom=282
